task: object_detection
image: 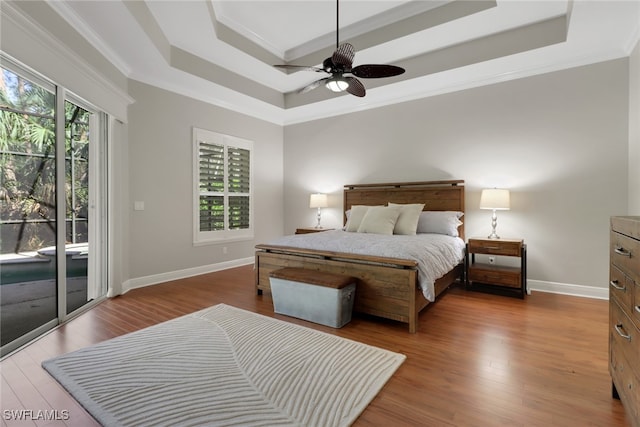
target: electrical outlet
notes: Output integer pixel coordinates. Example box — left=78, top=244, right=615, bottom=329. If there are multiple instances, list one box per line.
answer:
left=489, top=256, right=496, bottom=264
left=223, top=246, right=228, bottom=254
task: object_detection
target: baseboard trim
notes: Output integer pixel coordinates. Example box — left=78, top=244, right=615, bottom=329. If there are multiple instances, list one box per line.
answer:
left=122, top=266, right=607, bottom=300
left=122, top=257, right=254, bottom=294
left=528, top=279, right=608, bottom=300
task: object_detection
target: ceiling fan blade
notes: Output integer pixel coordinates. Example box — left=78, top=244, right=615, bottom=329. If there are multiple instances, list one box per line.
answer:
left=351, top=64, right=405, bottom=78
left=298, top=78, right=330, bottom=94
left=332, top=43, right=354, bottom=68
left=274, top=64, right=326, bottom=73
left=344, top=77, right=365, bottom=97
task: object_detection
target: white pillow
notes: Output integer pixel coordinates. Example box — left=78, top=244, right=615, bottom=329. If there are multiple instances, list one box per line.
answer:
left=416, top=211, right=464, bottom=236
left=357, top=206, right=401, bottom=235
left=345, top=205, right=378, bottom=232
left=388, top=203, right=425, bottom=235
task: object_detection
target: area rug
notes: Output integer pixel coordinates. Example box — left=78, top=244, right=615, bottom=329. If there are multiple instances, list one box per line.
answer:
left=42, top=303, right=405, bottom=427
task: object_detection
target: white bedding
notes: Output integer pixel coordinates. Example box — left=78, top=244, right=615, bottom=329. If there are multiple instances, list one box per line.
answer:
left=267, top=230, right=466, bottom=301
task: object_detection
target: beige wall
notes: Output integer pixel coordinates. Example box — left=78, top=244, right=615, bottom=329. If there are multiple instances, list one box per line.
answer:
left=3, top=0, right=636, bottom=296
left=284, top=59, right=629, bottom=294
left=629, top=40, right=640, bottom=214
left=127, top=81, right=284, bottom=282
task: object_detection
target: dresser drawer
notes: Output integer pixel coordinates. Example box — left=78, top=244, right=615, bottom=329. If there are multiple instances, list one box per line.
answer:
left=612, top=216, right=640, bottom=240
left=611, top=231, right=640, bottom=283
left=633, top=282, right=640, bottom=330
left=468, top=239, right=522, bottom=256
left=610, top=339, right=640, bottom=423
left=610, top=298, right=640, bottom=368
left=468, top=264, right=521, bottom=288
left=610, top=264, right=633, bottom=312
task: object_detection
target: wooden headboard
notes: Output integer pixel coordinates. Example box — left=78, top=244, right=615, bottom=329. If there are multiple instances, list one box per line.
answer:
left=343, top=180, right=465, bottom=239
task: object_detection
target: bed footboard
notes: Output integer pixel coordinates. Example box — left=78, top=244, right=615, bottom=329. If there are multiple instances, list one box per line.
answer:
left=256, top=248, right=431, bottom=332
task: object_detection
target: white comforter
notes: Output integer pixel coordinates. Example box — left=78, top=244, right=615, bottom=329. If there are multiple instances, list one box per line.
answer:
left=266, top=230, right=466, bottom=302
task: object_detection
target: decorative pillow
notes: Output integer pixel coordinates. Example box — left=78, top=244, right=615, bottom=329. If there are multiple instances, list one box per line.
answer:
left=388, top=203, right=425, bottom=235
left=357, top=206, right=401, bottom=235
left=416, top=211, right=464, bottom=236
left=345, top=205, right=378, bottom=232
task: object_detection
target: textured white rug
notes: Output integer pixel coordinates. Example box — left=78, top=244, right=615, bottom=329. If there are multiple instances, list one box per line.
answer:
left=43, top=304, right=405, bottom=427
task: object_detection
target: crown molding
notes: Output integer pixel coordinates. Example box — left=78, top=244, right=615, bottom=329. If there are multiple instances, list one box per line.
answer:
left=1, top=1, right=134, bottom=121
left=46, top=0, right=132, bottom=77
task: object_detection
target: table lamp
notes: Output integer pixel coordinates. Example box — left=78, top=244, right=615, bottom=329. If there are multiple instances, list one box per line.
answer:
left=479, top=188, right=510, bottom=239
left=309, top=193, right=328, bottom=228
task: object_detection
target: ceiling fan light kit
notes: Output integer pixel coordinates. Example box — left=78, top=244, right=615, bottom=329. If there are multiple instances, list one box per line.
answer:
left=274, top=0, right=405, bottom=97
left=325, top=76, right=349, bottom=92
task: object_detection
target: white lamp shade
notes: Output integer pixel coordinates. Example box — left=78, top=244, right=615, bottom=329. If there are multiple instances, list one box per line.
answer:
left=325, top=77, right=349, bottom=92
left=309, top=193, right=328, bottom=208
left=480, top=188, right=510, bottom=210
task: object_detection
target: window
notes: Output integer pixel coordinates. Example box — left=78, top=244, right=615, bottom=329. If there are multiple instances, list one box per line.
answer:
left=1, top=56, right=109, bottom=355
left=193, top=128, right=253, bottom=244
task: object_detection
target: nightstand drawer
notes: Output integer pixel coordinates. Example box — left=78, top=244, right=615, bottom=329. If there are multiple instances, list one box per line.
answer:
left=468, top=264, right=521, bottom=288
left=468, top=239, right=522, bottom=256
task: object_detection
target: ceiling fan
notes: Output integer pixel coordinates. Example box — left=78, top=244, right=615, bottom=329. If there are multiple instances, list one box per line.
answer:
left=273, top=0, right=405, bottom=97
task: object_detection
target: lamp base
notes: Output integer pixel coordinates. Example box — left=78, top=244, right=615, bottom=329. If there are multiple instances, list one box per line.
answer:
left=488, top=210, right=500, bottom=239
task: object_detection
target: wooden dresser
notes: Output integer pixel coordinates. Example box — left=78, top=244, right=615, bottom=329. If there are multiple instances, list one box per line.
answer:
left=609, top=216, right=640, bottom=426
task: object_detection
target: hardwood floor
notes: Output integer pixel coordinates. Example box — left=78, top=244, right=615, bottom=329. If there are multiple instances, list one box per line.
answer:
left=1, top=265, right=631, bottom=426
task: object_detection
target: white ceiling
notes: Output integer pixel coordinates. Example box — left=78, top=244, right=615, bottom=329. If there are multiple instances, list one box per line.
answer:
left=48, top=0, right=639, bottom=125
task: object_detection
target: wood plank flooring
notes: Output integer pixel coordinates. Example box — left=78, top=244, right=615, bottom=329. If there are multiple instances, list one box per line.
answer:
left=1, top=265, right=631, bottom=426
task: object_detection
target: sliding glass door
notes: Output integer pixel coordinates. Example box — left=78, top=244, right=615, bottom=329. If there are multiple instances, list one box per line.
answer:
left=0, top=59, right=108, bottom=356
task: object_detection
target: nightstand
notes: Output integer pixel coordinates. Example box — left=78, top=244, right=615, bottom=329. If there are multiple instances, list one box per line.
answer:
left=465, top=237, right=527, bottom=298
left=295, top=227, right=331, bottom=234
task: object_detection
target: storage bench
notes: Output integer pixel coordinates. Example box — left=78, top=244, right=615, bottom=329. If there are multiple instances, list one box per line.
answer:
left=268, top=267, right=356, bottom=328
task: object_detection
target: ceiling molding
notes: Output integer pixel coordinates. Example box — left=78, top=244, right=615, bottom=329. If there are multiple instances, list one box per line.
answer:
left=282, top=0, right=459, bottom=61
left=280, top=0, right=497, bottom=69
left=125, top=0, right=284, bottom=107
left=47, top=0, right=132, bottom=77
left=25, top=0, right=640, bottom=125
left=123, top=1, right=171, bottom=62
left=284, top=14, right=568, bottom=108
left=206, top=0, right=281, bottom=66
left=170, top=46, right=284, bottom=108
left=1, top=1, right=133, bottom=121
left=282, top=45, right=629, bottom=126
left=121, top=0, right=512, bottom=110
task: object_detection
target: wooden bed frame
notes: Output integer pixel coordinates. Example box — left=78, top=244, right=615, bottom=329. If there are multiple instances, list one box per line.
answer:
left=255, top=180, right=465, bottom=333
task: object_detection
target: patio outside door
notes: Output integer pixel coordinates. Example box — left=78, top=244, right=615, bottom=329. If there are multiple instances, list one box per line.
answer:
left=0, top=61, right=108, bottom=357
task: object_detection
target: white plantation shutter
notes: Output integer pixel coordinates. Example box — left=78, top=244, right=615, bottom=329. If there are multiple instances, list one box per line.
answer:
left=199, top=142, right=225, bottom=232
left=193, top=128, right=253, bottom=244
left=227, top=146, right=250, bottom=230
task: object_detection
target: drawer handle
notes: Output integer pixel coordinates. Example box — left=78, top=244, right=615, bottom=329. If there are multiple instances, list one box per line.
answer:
left=615, top=324, right=631, bottom=341
left=635, top=305, right=640, bottom=314
left=609, top=280, right=625, bottom=291
left=614, top=246, right=632, bottom=257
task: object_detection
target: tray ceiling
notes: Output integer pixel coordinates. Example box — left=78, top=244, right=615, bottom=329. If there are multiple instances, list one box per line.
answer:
left=47, top=0, right=639, bottom=124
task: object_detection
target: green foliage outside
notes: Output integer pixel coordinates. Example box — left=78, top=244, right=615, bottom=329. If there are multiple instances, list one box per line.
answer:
left=0, top=67, right=91, bottom=254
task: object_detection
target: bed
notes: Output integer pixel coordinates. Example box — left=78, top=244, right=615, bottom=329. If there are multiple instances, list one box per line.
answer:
left=255, top=180, right=465, bottom=333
